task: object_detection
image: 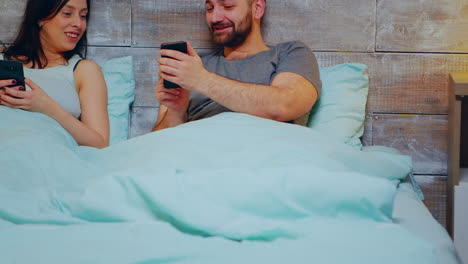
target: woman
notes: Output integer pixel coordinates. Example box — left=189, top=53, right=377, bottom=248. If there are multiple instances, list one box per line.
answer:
left=0, top=0, right=109, bottom=148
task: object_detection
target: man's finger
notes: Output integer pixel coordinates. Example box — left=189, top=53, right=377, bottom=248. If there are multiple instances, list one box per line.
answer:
left=159, top=92, right=180, bottom=101
left=187, top=41, right=198, bottom=57
left=158, top=57, right=180, bottom=68
left=159, top=66, right=178, bottom=78
left=160, top=49, right=187, bottom=61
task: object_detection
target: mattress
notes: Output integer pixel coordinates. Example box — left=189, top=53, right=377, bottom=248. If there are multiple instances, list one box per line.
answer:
left=393, top=183, right=461, bottom=264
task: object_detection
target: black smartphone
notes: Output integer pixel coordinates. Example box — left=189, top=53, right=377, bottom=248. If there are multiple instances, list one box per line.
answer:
left=0, top=60, right=25, bottom=90
left=160, top=41, right=188, bottom=89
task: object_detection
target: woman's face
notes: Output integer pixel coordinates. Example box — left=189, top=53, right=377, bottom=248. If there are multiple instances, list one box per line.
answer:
left=39, top=0, right=88, bottom=55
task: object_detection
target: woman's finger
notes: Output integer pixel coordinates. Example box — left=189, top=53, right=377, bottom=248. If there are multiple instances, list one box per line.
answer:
left=24, top=78, right=39, bottom=91
left=4, top=87, right=24, bottom=98
left=0, top=94, right=23, bottom=107
left=0, top=79, right=18, bottom=88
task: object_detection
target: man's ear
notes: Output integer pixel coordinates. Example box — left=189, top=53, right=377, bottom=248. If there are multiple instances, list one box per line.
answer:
left=252, top=0, right=266, bottom=20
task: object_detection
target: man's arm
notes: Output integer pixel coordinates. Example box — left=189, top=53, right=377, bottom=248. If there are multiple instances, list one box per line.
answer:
left=152, top=105, right=186, bottom=131
left=159, top=42, right=318, bottom=122
left=194, top=71, right=317, bottom=122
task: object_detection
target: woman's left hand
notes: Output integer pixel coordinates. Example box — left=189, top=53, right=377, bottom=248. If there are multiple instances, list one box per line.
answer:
left=0, top=78, right=54, bottom=114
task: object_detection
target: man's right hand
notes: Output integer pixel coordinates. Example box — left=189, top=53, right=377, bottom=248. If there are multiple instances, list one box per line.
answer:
left=153, top=78, right=190, bottom=131
left=155, top=78, right=190, bottom=113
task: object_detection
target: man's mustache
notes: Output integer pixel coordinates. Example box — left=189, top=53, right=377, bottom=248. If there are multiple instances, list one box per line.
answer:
left=211, top=22, right=234, bottom=31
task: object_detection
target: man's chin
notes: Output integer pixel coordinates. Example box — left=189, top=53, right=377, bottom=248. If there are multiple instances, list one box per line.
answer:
left=212, top=36, right=231, bottom=46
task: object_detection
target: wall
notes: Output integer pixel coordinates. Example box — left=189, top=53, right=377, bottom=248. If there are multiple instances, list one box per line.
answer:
left=2, top=0, right=468, bottom=227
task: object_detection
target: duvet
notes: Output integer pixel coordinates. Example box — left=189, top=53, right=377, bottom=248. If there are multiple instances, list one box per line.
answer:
left=0, top=106, right=439, bottom=263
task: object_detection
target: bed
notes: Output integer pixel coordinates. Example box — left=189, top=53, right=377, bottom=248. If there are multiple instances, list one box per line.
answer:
left=0, top=59, right=462, bottom=263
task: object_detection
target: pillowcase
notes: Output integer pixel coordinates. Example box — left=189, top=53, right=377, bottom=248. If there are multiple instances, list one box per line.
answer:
left=307, top=63, right=369, bottom=149
left=99, top=56, right=136, bottom=145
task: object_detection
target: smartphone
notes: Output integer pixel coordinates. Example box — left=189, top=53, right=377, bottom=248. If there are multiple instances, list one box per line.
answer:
left=160, top=41, right=188, bottom=89
left=0, top=60, right=25, bottom=90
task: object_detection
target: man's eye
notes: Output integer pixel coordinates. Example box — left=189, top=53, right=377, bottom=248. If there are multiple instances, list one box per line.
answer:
left=224, top=5, right=233, bottom=9
left=206, top=7, right=213, bottom=11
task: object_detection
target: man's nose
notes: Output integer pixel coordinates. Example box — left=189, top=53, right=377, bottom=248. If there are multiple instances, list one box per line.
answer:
left=211, top=7, right=224, bottom=23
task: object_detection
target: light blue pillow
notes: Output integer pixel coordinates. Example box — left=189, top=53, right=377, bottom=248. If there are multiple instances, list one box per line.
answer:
left=99, top=56, right=136, bottom=145
left=308, top=63, right=369, bottom=149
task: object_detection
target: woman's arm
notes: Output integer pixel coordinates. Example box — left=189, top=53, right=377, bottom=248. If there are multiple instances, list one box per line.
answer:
left=0, top=60, right=110, bottom=148
left=72, top=59, right=110, bottom=148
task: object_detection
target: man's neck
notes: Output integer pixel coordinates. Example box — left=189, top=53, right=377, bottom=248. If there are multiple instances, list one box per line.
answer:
left=223, top=30, right=269, bottom=61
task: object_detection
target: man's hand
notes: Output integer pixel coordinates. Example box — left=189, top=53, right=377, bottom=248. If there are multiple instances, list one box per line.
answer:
left=153, top=77, right=190, bottom=131
left=155, top=77, right=190, bottom=113
left=158, top=41, right=209, bottom=91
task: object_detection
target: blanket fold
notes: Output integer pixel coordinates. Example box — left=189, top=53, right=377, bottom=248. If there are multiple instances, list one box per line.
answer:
left=1, top=107, right=412, bottom=242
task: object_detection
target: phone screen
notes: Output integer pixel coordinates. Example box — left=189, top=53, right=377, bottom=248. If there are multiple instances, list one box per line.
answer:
left=0, top=60, right=25, bottom=88
left=160, top=41, right=188, bottom=89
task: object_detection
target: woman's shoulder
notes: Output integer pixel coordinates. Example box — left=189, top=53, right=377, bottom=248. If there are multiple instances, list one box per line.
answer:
left=73, top=58, right=106, bottom=92
left=74, top=58, right=102, bottom=74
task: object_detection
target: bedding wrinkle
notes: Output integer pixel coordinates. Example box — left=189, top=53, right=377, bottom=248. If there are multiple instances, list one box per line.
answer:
left=0, top=111, right=448, bottom=263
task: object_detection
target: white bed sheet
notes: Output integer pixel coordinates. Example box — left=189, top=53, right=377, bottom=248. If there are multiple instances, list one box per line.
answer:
left=393, top=183, right=462, bottom=264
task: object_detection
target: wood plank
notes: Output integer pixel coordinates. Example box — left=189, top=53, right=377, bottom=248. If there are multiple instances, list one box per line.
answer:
left=361, top=114, right=373, bottom=146
left=87, top=0, right=131, bottom=46
left=376, top=0, right=468, bottom=53
left=262, top=0, right=375, bottom=52
left=0, top=0, right=131, bottom=46
left=316, top=52, right=468, bottom=114
left=129, top=106, right=159, bottom=138
left=132, top=0, right=209, bottom=48
left=369, top=114, right=448, bottom=175
left=414, top=175, right=448, bottom=229
left=132, top=0, right=376, bottom=52
left=0, top=1, right=27, bottom=43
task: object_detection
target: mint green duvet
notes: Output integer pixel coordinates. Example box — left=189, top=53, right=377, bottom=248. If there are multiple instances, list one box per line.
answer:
left=0, top=106, right=456, bottom=263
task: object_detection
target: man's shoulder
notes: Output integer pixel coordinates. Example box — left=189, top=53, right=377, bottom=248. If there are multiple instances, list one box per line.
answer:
left=200, top=49, right=223, bottom=65
left=200, top=49, right=223, bottom=59
left=273, top=41, right=311, bottom=53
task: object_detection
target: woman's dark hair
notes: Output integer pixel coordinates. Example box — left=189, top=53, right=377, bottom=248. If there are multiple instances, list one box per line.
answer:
left=2, top=0, right=91, bottom=69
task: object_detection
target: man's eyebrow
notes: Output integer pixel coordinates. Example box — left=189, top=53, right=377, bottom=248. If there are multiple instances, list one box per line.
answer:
left=205, top=0, right=227, bottom=4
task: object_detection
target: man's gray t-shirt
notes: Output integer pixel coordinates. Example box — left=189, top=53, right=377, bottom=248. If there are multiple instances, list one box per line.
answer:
left=187, top=41, right=322, bottom=125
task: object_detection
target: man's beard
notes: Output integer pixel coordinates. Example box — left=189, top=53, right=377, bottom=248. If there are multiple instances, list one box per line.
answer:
left=210, top=13, right=253, bottom=48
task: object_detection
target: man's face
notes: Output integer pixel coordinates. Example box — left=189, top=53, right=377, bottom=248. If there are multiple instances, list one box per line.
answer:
left=205, top=0, right=253, bottom=47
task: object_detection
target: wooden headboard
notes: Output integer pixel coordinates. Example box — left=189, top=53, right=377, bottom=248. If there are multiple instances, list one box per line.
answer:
left=2, top=0, right=468, bottom=228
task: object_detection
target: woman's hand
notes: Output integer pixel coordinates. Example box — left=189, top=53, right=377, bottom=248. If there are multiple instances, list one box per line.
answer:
left=0, top=78, right=54, bottom=115
left=0, top=79, right=21, bottom=105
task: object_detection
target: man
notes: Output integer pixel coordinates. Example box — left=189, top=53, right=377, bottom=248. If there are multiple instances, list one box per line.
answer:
left=153, top=0, right=321, bottom=131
